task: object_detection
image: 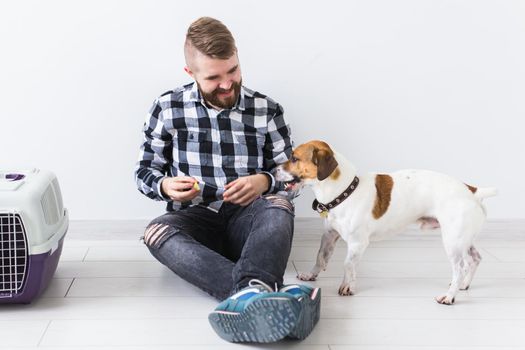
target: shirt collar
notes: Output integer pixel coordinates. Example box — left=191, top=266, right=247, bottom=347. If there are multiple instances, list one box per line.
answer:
left=188, top=81, right=246, bottom=112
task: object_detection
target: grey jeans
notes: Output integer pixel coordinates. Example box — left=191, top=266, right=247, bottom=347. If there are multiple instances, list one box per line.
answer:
left=143, top=194, right=295, bottom=301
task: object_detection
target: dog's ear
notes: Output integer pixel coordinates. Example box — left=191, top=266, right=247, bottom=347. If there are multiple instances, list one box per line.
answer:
left=313, top=148, right=338, bottom=181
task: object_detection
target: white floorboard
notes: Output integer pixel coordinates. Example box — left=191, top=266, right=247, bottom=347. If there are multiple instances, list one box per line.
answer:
left=1, top=218, right=525, bottom=349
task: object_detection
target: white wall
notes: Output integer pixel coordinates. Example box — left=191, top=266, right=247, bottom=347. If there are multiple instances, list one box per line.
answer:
left=1, top=0, right=523, bottom=220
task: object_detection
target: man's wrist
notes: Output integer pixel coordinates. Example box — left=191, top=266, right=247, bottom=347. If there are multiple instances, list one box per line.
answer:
left=158, top=177, right=169, bottom=199
left=260, top=172, right=273, bottom=194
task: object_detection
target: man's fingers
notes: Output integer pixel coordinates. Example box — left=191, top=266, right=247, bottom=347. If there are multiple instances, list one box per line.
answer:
left=173, top=182, right=194, bottom=191
left=166, top=183, right=192, bottom=193
left=225, top=187, right=254, bottom=204
left=223, top=176, right=262, bottom=204
left=165, top=178, right=199, bottom=191
left=169, top=188, right=198, bottom=201
left=236, top=193, right=258, bottom=206
left=223, top=181, right=243, bottom=199
left=224, top=187, right=248, bottom=202
left=224, top=179, right=239, bottom=190
left=167, top=177, right=196, bottom=187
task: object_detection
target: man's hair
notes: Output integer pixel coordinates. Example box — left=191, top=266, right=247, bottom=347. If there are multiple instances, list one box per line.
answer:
left=185, top=17, right=237, bottom=60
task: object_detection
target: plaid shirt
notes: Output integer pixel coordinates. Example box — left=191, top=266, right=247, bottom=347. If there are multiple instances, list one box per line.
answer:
left=135, top=82, right=293, bottom=212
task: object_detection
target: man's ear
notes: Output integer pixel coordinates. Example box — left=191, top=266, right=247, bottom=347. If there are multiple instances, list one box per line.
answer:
left=313, top=148, right=339, bottom=181
left=184, top=66, right=194, bottom=78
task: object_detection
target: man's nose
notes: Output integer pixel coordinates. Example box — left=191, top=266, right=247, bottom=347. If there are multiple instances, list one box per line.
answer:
left=219, top=80, right=233, bottom=91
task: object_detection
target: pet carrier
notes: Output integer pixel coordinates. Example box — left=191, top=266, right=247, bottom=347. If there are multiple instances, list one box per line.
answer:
left=0, top=168, right=68, bottom=303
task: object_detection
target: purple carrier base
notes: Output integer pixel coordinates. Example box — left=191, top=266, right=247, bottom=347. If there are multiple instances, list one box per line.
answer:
left=0, top=236, right=65, bottom=304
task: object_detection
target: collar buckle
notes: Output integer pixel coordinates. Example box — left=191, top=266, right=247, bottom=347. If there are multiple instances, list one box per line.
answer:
left=317, top=203, right=328, bottom=213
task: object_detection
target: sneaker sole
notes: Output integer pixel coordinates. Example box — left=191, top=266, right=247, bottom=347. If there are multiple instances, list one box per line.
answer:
left=208, top=296, right=301, bottom=343
left=287, top=287, right=321, bottom=340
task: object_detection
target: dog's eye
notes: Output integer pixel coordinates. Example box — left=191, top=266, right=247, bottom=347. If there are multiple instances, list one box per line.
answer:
left=291, top=156, right=298, bottom=163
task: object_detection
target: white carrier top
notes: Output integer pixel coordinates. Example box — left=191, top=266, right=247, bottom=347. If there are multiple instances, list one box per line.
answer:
left=0, top=168, right=68, bottom=254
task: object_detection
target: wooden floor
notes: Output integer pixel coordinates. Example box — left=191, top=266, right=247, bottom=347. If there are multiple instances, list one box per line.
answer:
left=2, top=219, right=525, bottom=349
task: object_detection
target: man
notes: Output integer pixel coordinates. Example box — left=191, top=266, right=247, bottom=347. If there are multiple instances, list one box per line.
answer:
left=135, top=17, right=319, bottom=343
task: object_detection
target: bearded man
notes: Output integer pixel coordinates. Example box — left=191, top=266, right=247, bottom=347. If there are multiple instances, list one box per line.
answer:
left=135, top=17, right=319, bottom=343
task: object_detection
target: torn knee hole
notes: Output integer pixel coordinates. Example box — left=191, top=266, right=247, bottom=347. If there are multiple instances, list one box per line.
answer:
left=144, top=223, right=170, bottom=247
left=264, top=195, right=294, bottom=213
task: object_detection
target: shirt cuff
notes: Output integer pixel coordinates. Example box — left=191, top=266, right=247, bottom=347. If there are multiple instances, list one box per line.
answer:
left=260, top=171, right=275, bottom=194
left=156, top=176, right=171, bottom=201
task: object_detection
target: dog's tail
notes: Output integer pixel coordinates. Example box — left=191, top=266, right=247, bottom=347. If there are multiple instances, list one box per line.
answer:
left=473, top=187, right=498, bottom=200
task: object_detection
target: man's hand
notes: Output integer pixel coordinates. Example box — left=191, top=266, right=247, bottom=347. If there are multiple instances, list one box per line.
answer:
left=161, top=176, right=200, bottom=202
left=223, top=174, right=270, bottom=206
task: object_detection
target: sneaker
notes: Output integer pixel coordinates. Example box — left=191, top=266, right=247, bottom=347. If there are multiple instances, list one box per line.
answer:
left=280, top=284, right=321, bottom=340
left=208, top=279, right=301, bottom=343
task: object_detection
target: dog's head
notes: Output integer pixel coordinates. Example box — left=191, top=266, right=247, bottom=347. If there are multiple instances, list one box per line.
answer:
left=275, top=140, right=339, bottom=191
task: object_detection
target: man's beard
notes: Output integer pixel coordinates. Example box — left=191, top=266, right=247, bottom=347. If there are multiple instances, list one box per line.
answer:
left=198, top=79, right=242, bottom=110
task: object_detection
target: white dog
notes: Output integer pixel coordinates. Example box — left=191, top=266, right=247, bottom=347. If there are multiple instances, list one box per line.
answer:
left=275, top=140, right=497, bottom=305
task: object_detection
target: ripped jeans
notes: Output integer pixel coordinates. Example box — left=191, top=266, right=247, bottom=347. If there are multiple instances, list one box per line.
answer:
left=142, top=194, right=295, bottom=301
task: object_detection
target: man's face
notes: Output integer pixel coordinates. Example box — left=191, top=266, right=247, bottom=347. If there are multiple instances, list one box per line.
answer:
left=185, top=52, right=242, bottom=110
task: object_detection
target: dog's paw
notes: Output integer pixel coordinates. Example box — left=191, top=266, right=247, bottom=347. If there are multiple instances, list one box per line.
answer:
left=297, top=272, right=317, bottom=281
left=338, top=284, right=354, bottom=296
left=435, top=295, right=455, bottom=305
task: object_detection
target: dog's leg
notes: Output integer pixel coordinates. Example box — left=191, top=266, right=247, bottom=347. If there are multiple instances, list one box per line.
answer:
left=436, top=250, right=468, bottom=305
left=297, top=228, right=340, bottom=281
left=437, top=205, right=485, bottom=304
left=460, top=246, right=482, bottom=290
left=436, top=225, right=472, bottom=305
left=339, top=236, right=369, bottom=296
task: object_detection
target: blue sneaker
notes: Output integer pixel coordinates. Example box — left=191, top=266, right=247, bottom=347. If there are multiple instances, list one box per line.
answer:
left=208, top=279, right=301, bottom=343
left=280, top=284, right=321, bottom=340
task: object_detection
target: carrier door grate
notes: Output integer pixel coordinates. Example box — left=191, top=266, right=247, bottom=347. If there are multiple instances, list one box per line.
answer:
left=0, top=212, right=28, bottom=297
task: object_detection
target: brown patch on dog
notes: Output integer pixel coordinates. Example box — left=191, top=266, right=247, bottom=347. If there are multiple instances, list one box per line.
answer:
left=372, top=174, right=394, bottom=219
left=314, top=146, right=339, bottom=181
left=465, top=184, right=477, bottom=194
left=330, top=167, right=340, bottom=181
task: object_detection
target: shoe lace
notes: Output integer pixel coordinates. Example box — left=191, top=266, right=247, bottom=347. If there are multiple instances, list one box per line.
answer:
left=248, top=279, right=278, bottom=292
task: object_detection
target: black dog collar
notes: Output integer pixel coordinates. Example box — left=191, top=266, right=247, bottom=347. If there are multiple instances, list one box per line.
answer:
left=312, top=176, right=360, bottom=215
